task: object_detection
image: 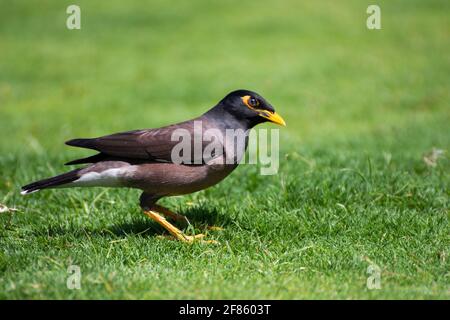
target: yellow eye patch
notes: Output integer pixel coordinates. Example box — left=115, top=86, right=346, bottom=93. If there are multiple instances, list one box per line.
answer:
left=241, top=95, right=259, bottom=109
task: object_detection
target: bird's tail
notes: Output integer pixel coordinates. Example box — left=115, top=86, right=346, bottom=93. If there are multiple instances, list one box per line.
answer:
left=21, top=169, right=82, bottom=195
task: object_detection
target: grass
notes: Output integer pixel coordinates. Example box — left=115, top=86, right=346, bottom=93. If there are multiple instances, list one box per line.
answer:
left=0, top=0, right=449, bottom=299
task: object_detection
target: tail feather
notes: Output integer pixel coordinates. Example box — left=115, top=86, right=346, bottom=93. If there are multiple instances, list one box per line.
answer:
left=21, top=169, right=81, bottom=195
left=65, top=138, right=95, bottom=149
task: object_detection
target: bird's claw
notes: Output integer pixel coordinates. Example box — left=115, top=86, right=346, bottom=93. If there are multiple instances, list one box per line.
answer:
left=181, top=233, right=219, bottom=244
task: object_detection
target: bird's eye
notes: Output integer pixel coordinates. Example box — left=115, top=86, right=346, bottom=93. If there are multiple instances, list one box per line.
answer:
left=248, top=97, right=259, bottom=108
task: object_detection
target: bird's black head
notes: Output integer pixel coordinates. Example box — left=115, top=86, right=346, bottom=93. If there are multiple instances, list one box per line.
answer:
left=206, top=89, right=286, bottom=129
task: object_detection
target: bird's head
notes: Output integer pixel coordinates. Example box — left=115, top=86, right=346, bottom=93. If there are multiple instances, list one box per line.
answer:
left=209, top=90, right=286, bottom=129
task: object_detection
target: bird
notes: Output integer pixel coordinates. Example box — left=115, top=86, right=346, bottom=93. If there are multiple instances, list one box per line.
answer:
left=21, top=89, right=286, bottom=243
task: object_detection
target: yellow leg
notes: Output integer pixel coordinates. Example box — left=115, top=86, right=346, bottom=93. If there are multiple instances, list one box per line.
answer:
left=151, top=204, right=189, bottom=223
left=143, top=210, right=216, bottom=243
left=152, top=204, right=225, bottom=231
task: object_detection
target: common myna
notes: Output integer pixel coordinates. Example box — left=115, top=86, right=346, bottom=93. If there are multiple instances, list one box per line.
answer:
left=21, top=90, right=286, bottom=242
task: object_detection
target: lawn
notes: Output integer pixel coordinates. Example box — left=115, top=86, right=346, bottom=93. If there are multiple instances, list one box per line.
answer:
left=0, top=0, right=449, bottom=299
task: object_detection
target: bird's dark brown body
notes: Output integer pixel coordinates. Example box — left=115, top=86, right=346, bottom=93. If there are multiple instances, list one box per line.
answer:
left=129, top=162, right=238, bottom=196
left=79, top=159, right=238, bottom=197
left=21, top=89, right=285, bottom=242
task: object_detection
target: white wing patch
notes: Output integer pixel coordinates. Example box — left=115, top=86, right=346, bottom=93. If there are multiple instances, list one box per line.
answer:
left=72, top=168, right=132, bottom=187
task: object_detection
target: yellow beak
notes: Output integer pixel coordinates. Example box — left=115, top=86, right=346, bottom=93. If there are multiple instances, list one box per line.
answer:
left=260, top=111, right=286, bottom=126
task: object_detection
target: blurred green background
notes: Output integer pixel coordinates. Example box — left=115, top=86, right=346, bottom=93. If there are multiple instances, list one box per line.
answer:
left=0, top=0, right=448, bottom=299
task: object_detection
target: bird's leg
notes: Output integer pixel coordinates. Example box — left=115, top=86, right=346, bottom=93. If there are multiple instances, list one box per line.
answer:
left=152, top=204, right=224, bottom=231
left=151, top=204, right=190, bottom=224
left=143, top=209, right=216, bottom=243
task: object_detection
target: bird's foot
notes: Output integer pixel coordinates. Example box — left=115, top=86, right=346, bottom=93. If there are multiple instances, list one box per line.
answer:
left=180, top=233, right=218, bottom=244
left=144, top=209, right=219, bottom=244
left=158, top=232, right=218, bottom=244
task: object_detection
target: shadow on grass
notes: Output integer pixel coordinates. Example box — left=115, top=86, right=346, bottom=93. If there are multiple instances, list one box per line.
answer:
left=109, top=206, right=233, bottom=238
left=36, top=206, right=232, bottom=239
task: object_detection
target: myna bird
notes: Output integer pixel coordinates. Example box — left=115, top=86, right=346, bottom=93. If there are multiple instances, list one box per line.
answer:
left=21, top=90, right=286, bottom=242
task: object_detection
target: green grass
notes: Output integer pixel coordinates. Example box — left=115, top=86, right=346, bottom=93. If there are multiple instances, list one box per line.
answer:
left=0, top=0, right=449, bottom=299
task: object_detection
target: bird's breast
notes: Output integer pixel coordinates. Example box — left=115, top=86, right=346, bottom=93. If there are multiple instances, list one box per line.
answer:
left=127, top=160, right=238, bottom=196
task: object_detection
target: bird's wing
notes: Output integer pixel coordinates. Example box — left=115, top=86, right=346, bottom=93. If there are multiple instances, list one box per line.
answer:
left=65, top=120, right=224, bottom=164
